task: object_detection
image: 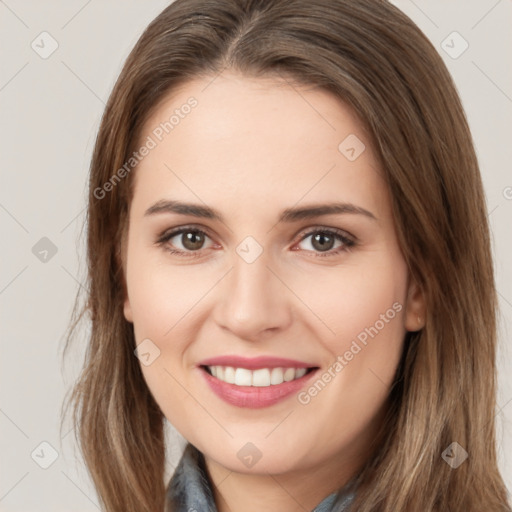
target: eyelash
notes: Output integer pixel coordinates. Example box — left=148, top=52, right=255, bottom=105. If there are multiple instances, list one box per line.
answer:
left=156, top=224, right=356, bottom=259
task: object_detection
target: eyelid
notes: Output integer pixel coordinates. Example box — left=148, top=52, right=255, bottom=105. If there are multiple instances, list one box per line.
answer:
left=155, top=224, right=218, bottom=250
left=291, top=225, right=355, bottom=245
left=157, top=223, right=212, bottom=239
left=157, top=223, right=355, bottom=242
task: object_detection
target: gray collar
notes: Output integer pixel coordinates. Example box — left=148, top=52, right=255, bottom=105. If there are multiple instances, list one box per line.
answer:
left=165, top=443, right=356, bottom=512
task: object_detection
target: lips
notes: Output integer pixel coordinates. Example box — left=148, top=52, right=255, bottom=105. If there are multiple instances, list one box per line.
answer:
left=197, top=355, right=319, bottom=408
left=198, top=355, right=316, bottom=370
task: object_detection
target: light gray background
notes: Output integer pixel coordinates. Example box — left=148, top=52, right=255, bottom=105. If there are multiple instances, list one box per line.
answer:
left=1, top=1, right=511, bottom=510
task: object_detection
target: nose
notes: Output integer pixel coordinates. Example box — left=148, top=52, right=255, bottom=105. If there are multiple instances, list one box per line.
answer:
left=212, top=248, right=293, bottom=341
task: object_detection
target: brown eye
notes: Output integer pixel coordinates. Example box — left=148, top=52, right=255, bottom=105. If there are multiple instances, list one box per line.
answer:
left=179, top=230, right=206, bottom=251
left=296, top=228, right=355, bottom=258
left=310, top=232, right=336, bottom=252
left=157, top=227, right=215, bottom=257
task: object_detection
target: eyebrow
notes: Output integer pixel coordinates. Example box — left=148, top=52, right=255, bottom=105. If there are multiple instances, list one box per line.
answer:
left=144, top=199, right=377, bottom=222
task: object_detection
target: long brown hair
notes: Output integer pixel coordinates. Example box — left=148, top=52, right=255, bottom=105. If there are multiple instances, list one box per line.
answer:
left=61, top=0, right=511, bottom=510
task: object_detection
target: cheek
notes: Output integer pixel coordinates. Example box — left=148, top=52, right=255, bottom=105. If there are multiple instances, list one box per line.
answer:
left=294, top=254, right=408, bottom=353
left=125, top=246, right=215, bottom=343
left=297, top=257, right=408, bottom=437
left=125, top=259, right=203, bottom=410
left=328, top=271, right=406, bottom=360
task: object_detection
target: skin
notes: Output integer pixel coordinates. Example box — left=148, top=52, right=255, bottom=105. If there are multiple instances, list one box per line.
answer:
left=122, top=72, right=426, bottom=512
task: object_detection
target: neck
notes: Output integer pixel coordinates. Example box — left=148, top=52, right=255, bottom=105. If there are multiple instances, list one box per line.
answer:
left=204, top=447, right=362, bottom=512
left=202, top=401, right=390, bottom=512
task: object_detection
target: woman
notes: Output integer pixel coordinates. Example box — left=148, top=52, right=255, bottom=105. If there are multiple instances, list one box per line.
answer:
left=62, top=0, right=512, bottom=510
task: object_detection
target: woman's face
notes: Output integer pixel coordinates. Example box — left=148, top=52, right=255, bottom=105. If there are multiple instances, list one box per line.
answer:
left=122, top=72, right=424, bottom=479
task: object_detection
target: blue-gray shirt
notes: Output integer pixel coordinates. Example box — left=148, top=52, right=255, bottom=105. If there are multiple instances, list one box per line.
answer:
left=165, top=443, right=356, bottom=512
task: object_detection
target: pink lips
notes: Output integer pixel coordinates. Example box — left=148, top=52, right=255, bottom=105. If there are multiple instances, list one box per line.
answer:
left=197, top=355, right=319, bottom=408
left=198, top=355, right=314, bottom=369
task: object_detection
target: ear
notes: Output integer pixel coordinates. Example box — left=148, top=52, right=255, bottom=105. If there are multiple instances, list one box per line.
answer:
left=118, top=223, right=133, bottom=323
left=404, top=276, right=426, bottom=332
left=124, top=296, right=133, bottom=323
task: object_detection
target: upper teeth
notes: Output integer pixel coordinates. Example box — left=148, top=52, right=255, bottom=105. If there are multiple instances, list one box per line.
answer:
left=207, top=366, right=308, bottom=387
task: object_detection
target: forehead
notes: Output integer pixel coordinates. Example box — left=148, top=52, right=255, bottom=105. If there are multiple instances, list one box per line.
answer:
left=131, top=72, right=387, bottom=220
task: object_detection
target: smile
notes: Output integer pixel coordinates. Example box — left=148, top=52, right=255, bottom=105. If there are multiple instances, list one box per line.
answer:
left=197, top=356, right=319, bottom=408
left=203, top=365, right=312, bottom=386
